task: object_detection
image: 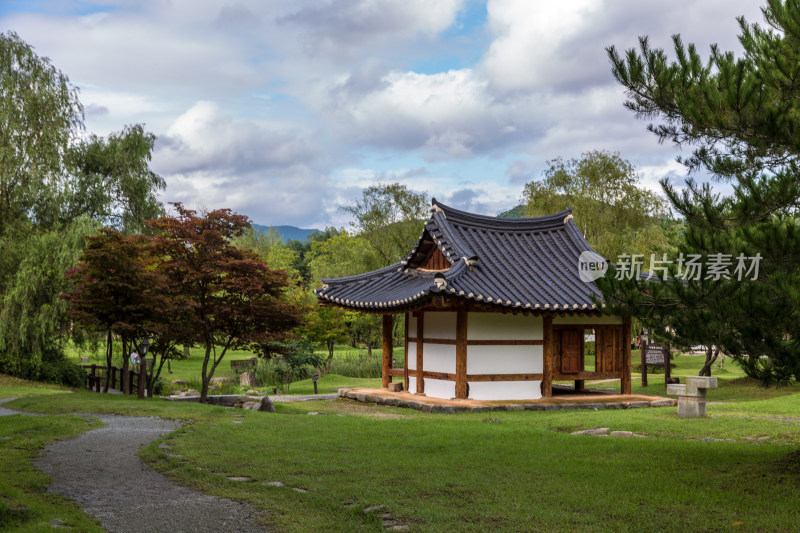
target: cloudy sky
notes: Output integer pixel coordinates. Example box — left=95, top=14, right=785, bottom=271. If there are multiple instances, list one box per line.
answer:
left=1, top=0, right=763, bottom=228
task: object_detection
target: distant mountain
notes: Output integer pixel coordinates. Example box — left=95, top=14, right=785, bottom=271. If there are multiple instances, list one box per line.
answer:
left=252, top=224, right=321, bottom=242
left=497, top=205, right=526, bottom=219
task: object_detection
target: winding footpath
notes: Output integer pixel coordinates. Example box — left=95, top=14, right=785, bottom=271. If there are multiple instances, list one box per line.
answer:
left=0, top=399, right=268, bottom=532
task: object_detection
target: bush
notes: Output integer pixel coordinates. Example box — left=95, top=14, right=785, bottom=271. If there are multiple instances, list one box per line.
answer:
left=0, top=346, right=84, bottom=387
left=152, top=377, right=165, bottom=396
left=37, top=357, right=85, bottom=387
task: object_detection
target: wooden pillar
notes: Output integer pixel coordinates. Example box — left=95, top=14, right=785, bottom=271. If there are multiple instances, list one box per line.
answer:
left=382, top=314, right=393, bottom=388
left=455, top=308, right=468, bottom=399
left=416, top=311, right=425, bottom=394
left=403, top=312, right=409, bottom=392
left=542, top=315, right=553, bottom=398
left=641, top=340, right=648, bottom=387
left=575, top=332, right=585, bottom=392
left=621, top=317, right=632, bottom=395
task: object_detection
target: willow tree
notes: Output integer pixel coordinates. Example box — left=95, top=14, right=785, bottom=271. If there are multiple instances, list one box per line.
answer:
left=0, top=32, right=164, bottom=379
left=523, top=150, right=671, bottom=261
left=341, top=183, right=429, bottom=267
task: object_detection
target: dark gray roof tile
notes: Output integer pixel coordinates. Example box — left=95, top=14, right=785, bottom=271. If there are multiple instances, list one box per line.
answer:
left=315, top=199, right=605, bottom=312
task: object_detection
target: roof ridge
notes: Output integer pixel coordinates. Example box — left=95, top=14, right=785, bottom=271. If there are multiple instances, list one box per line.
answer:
left=431, top=198, right=572, bottom=231
left=320, top=262, right=401, bottom=285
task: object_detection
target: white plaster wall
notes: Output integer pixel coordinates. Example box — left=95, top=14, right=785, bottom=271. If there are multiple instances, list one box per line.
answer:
left=467, top=313, right=543, bottom=340
left=422, top=343, right=456, bottom=374
left=407, top=342, right=417, bottom=370
left=466, top=345, right=542, bottom=374
left=553, top=315, right=622, bottom=325
left=425, top=378, right=456, bottom=399
left=468, top=381, right=542, bottom=401
left=408, top=376, right=416, bottom=392
left=408, top=315, right=417, bottom=336
left=424, top=311, right=457, bottom=339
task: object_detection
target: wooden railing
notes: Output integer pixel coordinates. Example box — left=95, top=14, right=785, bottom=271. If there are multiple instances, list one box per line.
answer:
left=82, top=362, right=152, bottom=396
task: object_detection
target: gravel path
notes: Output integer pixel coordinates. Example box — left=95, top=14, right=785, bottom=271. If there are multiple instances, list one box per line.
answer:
left=1, top=400, right=268, bottom=532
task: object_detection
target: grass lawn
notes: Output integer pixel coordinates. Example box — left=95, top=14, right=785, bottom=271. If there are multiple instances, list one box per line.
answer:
left=64, top=341, right=399, bottom=393
left=3, top=360, right=800, bottom=532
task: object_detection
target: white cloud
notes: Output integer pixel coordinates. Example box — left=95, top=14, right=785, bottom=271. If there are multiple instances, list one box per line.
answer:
left=0, top=0, right=767, bottom=228
left=278, top=0, right=465, bottom=60
left=481, top=0, right=601, bottom=93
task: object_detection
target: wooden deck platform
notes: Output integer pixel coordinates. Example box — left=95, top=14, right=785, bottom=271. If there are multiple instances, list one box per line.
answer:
left=338, top=386, right=675, bottom=413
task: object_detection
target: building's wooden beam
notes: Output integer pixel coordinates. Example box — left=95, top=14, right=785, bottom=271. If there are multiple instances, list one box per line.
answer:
left=622, top=317, right=632, bottom=395
left=422, top=371, right=456, bottom=381
left=466, top=373, right=544, bottom=382
left=388, top=368, right=405, bottom=377
left=552, top=371, right=621, bottom=381
left=407, top=337, right=544, bottom=346
left=455, top=308, right=468, bottom=399
left=382, top=314, right=392, bottom=388
left=416, top=311, right=425, bottom=394
left=542, top=315, right=553, bottom=398
left=466, top=339, right=544, bottom=346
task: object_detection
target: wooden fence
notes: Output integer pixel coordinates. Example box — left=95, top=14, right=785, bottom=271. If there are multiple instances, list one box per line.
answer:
left=82, top=361, right=153, bottom=397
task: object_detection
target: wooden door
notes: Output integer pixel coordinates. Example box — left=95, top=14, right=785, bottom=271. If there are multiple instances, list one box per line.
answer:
left=596, top=326, right=621, bottom=372
left=560, top=329, right=581, bottom=374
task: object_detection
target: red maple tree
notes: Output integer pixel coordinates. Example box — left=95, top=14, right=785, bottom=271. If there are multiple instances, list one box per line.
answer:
left=63, top=228, right=173, bottom=393
left=148, top=204, right=300, bottom=401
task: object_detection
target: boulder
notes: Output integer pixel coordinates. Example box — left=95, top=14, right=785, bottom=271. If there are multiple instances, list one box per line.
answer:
left=209, top=377, right=231, bottom=386
left=170, top=379, right=188, bottom=386
left=239, top=372, right=259, bottom=387
left=179, top=389, right=200, bottom=397
left=259, top=396, right=275, bottom=413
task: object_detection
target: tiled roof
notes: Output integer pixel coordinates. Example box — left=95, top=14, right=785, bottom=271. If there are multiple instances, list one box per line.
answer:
left=314, top=199, right=605, bottom=313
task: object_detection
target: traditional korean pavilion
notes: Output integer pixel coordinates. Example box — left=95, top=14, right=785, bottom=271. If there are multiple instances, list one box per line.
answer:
left=315, top=199, right=631, bottom=401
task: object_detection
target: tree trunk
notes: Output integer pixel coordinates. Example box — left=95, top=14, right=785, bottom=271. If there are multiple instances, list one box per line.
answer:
left=121, top=338, right=130, bottom=394
left=200, top=346, right=211, bottom=403
left=323, top=341, right=335, bottom=374
left=148, top=350, right=167, bottom=398
left=103, top=329, right=112, bottom=393
left=699, top=345, right=719, bottom=376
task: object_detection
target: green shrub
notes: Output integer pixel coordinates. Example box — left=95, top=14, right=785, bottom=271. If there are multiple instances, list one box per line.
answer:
left=152, top=378, right=165, bottom=395
left=37, top=357, right=84, bottom=387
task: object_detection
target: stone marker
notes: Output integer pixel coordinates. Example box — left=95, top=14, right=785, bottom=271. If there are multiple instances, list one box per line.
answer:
left=387, top=382, right=403, bottom=392
left=667, top=376, right=718, bottom=418
left=239, top=372, right=258, bottom=388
